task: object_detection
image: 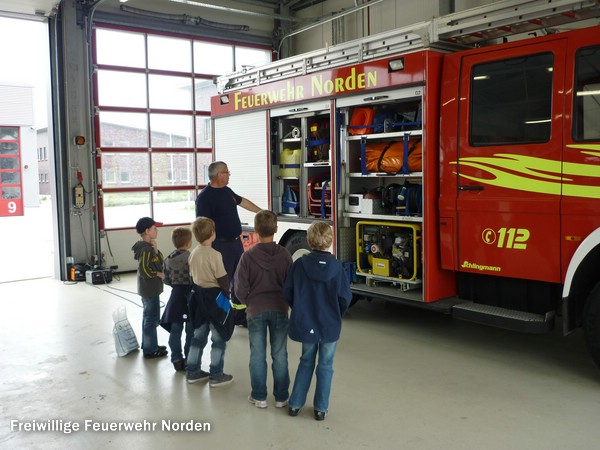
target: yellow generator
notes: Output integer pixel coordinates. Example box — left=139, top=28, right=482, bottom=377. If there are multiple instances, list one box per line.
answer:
left=356, top=221, right=422, bottom=283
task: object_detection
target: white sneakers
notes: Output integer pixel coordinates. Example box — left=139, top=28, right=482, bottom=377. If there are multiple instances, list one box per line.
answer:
left=248, top=396, right=268, bottom=409
left=248, top=396, right=289, bottom=409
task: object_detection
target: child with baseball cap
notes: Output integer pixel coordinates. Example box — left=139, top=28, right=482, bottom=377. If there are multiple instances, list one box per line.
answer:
left=132, top=216, right=168, bottom=359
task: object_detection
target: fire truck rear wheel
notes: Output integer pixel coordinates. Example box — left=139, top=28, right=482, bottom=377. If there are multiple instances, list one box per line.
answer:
left=284, top=232, right=311, bottom=261
left=583, top=282, right=600, bottom=368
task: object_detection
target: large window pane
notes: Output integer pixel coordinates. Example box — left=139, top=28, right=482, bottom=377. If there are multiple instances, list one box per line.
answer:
left=470, top=53, right=553, bottom=145
left=148, top=35, right=191, bottom=72
left=194, top=79, right=217, bottom=112
left=96, top=29, right=146, bottom=68
left=195, top=116, right=211, bottom=148
left=153, top=190, right=196, bottom=225
left=103, top=192, right=150, bottom=229
left=150, top=114, right=193, bottom=147
left=235, top=46, right=271, bottom=71
left=149, top=74, right=192, bottom=110
left=99, top=112, right=148, bottom=147
left=151, top=153, right=194, bottom=186
left=94, top=25, right=274, bottom=229
left=101, top=153, right=149, bottom=187
left=574, top=45, right=600, bottom=141
left=196, top=152, right=212, bottom=185
left=97, top=70, right=147, bottom=108
left=194, top=42, right=233, bottom=75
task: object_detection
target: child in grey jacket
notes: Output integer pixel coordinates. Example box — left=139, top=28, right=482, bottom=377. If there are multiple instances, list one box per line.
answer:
left=160, top=227, right=194, bottom=371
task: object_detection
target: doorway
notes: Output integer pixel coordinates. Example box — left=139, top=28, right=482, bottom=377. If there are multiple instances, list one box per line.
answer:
left=0, top=17, right=56, bottom=283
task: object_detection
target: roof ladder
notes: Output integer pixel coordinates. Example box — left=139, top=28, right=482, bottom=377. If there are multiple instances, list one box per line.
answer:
left=217, top=0, right=600, bottom=93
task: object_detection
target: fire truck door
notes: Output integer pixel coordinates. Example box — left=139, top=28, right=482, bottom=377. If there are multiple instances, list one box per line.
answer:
left=455, top=41, right=567, bottom=284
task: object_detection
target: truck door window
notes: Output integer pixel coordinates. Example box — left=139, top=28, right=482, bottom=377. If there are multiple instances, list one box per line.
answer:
left=470, top=52, right=553, bottom=146
left=573, top=45, right=600, bottom=141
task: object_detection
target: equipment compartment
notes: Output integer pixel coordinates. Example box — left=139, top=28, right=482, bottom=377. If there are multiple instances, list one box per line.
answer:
left=356, top=221, right=422, bottom=288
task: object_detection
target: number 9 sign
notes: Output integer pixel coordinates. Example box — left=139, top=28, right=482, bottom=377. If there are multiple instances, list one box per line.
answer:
left=0, top=198, right=23, bottom=217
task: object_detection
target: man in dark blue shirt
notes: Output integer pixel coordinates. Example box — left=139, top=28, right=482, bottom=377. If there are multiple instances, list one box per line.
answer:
left=195, top=161, right=261, bottom=325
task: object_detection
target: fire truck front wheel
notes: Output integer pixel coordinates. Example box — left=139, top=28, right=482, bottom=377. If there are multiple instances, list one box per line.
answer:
left=583, top=282, right=600, bottom=368
left=284, top=232, right=311, bottom=261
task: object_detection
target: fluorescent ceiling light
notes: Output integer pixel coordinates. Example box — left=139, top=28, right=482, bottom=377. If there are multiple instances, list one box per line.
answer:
left=525, top=119, right=551, bottom=124
left=577, top=90, right=600, bottom=96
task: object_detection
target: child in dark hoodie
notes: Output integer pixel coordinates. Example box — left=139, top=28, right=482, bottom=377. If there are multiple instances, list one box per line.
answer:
left=283, top=220, right=352, bottom=421
left=132, top=216, right=167, bottom=359
left=234, top=210, right=293, bottom=409
left=160, top=226, right=194, bottom=371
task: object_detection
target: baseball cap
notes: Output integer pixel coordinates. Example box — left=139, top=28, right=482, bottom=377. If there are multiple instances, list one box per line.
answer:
left=136, top=217, right=163, bottom=234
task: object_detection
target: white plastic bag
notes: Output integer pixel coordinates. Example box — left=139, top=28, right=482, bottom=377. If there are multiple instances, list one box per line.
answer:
left=112, top=305, right=139, bottom=357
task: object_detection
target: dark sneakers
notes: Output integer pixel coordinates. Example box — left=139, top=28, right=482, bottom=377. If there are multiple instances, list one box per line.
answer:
left=186, top=370, right=210, bottom=383
left=208, top=373, right=233, bottom=387
left=288, top=407, right=327, bottom=420
left=173, top=359, right=186, bottom=371
left=143, top=348, right=168, bottom=359
left=314, top=410, right=326, bottom=421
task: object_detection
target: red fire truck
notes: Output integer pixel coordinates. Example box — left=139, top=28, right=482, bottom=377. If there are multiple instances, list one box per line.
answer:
left=211, top=0, right=600, bottom=367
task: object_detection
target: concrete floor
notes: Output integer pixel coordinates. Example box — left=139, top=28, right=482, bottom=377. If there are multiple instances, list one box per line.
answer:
left=1, top=273, right=600, bottom=450
left=0, top=201, right=54, bottom=283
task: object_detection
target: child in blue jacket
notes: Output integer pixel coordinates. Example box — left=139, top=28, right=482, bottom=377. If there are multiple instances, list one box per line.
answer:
left=283, top=221, right=352, bottom=421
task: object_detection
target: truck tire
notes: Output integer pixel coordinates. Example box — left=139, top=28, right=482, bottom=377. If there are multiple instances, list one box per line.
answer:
left=583, top=282, right=600, bottom=368
left=284, top=232, right=311, bottom=261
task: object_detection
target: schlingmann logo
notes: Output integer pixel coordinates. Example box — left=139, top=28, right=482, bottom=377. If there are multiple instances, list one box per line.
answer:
left=461, top=261, right=502, bottom=272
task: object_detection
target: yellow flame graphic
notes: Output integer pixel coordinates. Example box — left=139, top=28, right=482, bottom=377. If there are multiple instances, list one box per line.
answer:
left=451, top=144, right=600, bottom=198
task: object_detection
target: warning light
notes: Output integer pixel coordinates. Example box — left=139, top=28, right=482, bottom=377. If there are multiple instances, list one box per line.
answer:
left=74, top=136, right=86, bottom=146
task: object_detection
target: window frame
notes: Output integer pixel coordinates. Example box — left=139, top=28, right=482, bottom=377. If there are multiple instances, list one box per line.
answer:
left=93, top=25, right=271, bottom=230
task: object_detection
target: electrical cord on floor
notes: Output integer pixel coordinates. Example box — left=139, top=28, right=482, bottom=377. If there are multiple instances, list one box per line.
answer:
left=103, top=230, right=119, bottom=270
left=92, top=284, right=142, bottom=308
left=91, top=282, right=166, bottom=309
left=63, top=269, right=166, bottom=308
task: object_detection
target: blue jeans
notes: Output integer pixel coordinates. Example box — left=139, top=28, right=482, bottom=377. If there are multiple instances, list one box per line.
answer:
left=169, top=322, right=193, bottom=363
left=289, top=341, right=338, bottom=413
left=247, top=311, right=290, bottom=402
left=141, top=296, right=161, bottom=354
left=186, top=322, right=227, bottom=376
